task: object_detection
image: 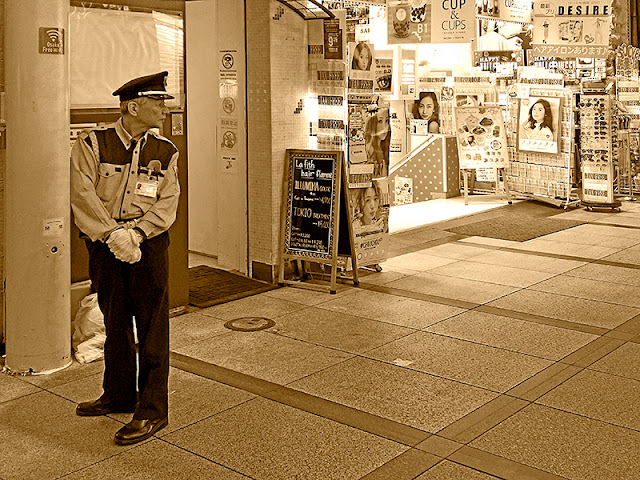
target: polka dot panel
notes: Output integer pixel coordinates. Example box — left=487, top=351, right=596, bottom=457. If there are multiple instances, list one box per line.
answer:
left=390, top=137, right=454, bottom=202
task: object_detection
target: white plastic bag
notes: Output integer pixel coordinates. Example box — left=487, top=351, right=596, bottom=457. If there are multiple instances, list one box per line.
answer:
left=71, top=293, right=106, bottom=364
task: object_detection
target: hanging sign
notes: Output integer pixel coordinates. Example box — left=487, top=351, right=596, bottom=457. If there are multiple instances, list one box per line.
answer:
left=531, top=0, right=611, bottom=59
left=476, top=0, right=533, bottom=23
left=387, top=0, right=474, bottom=44
left=455, top=106, right=510, bottom=169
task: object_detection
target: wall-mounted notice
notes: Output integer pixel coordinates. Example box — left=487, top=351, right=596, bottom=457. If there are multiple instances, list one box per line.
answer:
left=282, top=150, right=342, bottom=259
left=532, top=0, right=611, bottom=58
left=455, top=105, right=510, bottom=169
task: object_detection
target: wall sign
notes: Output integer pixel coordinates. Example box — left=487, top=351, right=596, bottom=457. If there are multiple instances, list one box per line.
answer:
left=39, top=28, right=64, bottom=54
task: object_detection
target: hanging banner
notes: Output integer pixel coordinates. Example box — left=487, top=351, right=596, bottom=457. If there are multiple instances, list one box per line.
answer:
left=455, top=105, right=510, bottom=169
left=531, top=0, right=611, bottom=59
left=473, top=50, right=525, bottom=74
left=387, top=0, right=474, bottom=44
left=431, top=0, right=476, bottom=43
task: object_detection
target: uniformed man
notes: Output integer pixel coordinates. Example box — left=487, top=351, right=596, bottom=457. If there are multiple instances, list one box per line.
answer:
left=70, top=71, right=180, bottom=445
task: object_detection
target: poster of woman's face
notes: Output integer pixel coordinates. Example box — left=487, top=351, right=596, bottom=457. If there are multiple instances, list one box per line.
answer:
left=517, top=97, right=562, bottom=154
left=350, top=42, right=373, bottom=72
left=410, top=91, right=440, bottom=134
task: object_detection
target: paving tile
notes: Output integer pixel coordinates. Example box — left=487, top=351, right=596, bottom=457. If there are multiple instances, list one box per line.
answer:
left=589, top=342, right=640, bottom=380
left=449, top=445, right=566, bottom=480
left=380, top=252, right=458, bottom=273
left=18, top=358, right=105, bottom=390
left=0, top=391, right=132, bottom=480
left=467, top=249, right=587, bottom=274
left=530, top=275, right=640, bottom=308
left=268, top=306, right=415, bottom=354
left=289, top=357, right=498, bottom=433
left=564, top=262, right=640, bottom=287
left=357, top=269, right=415, bottom=285
left=361, top=449, right=441, bottom=480
left=470, top=404, right=640, bottom=480
left=261, top=284, right=357, bottom=305
left=316, top=289, right=466, bottom=329
left=163, top=397, right=407, bottom=480
left=0, top=372, right=42, bottom=404
left=426, top=310, right=597, bottom=360
left=173, top=329, right=353, bottom=384
left=415, top=460, right=502, bottom=479
left=61, top=439, right=247, bottom=479
left=570, top=223, right=640, bottom=239
left=428, top=261, right=555, bottom=288
left=487, top=289, right=640, bottom=329
left=415, top=435, right=463, bottom=458
left=367, top=331, right=553, bottom=392
left=387, top=273, right=520, bottom=305
left=458, top=236, right=522, bottom=248
left=508, top=239, right=619, bottom=259
left=537, top=369, right=640, bottom=430
left=541, top=229, right=640, bottom=248
left=170, top=311, right=229, bottom=349
left=417, top=243, right=491, bottom=260
left=594, top=216, right=640, bottom=227
left=198, top=293, right=308, bottom=321
left=599, top=244, right=640, bottom=266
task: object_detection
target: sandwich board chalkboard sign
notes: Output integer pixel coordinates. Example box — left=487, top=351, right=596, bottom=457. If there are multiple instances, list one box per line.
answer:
left=278, top=149, right=358, bottom=293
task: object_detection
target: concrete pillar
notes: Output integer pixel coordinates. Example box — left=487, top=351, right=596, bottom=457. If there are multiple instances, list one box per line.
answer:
left=5, top=0, right=71, bottom=373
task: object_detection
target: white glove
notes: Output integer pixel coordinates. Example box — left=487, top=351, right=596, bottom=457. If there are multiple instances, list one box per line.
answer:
left=107, top=228, right=142, bottom=264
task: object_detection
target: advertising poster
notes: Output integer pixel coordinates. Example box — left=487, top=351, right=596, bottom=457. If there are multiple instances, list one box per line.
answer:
left=455, top=106, right=510, bottom=169
left=475, top=0, right=533, bottom=23
left=348, top=106, right=391, bottom=187
left=348, top=42, right=374, bottom=94
left=532, top=0, right=611, bottom=58
left=387, top=0, right=430, bottom=44
left=517, top=96, right=562, bottom=154
left=394, top=176, right=414, bottom=205
left=409, top=91, right=441, bottom=133
left=348, top=178, right=390, bottom=266
left=374, top=58, right=393, bottom=93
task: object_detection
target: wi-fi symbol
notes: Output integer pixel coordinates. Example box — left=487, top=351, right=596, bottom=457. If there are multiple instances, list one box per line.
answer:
left=47, top=29, right=61, bottom=42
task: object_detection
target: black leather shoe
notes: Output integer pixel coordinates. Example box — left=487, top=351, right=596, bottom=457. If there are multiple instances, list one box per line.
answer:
left=114, top=417, right=168, bottom=445
left=76, top=398, right=136, bottom=417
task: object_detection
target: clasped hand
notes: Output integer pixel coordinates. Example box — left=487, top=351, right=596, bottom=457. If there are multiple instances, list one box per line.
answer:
left=107, top=228, right=142, bottom=263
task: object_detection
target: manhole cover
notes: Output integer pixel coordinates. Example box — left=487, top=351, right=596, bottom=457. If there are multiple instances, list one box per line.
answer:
left=224, top=317, right=275, bottom=332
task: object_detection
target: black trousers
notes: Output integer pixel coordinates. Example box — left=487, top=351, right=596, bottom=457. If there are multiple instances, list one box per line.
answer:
left=86, top=232, right=170, bottom=420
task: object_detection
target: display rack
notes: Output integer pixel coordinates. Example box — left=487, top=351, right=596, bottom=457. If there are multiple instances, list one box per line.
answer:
left=504, top=84, right=580, bottom=209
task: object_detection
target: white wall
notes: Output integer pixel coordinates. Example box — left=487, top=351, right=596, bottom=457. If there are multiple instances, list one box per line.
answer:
left=186, top=0, right=218, bottom=257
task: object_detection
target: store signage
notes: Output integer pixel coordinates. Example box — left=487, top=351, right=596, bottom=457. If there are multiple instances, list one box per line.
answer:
left=476, top=0, right=533, bottom=23
left=39, top=28, right=64, bottom=55
left=532, top=0, right=611, bottom=58
left=283, top=151, right=341, bottom=258
left=386, top=0, right=474, bottom=44
left=473, top=50, right=525, bottom=73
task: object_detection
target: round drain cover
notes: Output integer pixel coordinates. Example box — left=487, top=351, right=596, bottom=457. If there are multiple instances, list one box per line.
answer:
left=224, top=317, right=275, bottom=332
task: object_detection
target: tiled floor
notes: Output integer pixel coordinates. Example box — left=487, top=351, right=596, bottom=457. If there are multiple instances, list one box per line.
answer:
left=3, top=198, right=640, bottom=479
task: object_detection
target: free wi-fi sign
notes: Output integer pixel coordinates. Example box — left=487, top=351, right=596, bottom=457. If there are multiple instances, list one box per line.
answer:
left=39, top=28, right=64, bottom=55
